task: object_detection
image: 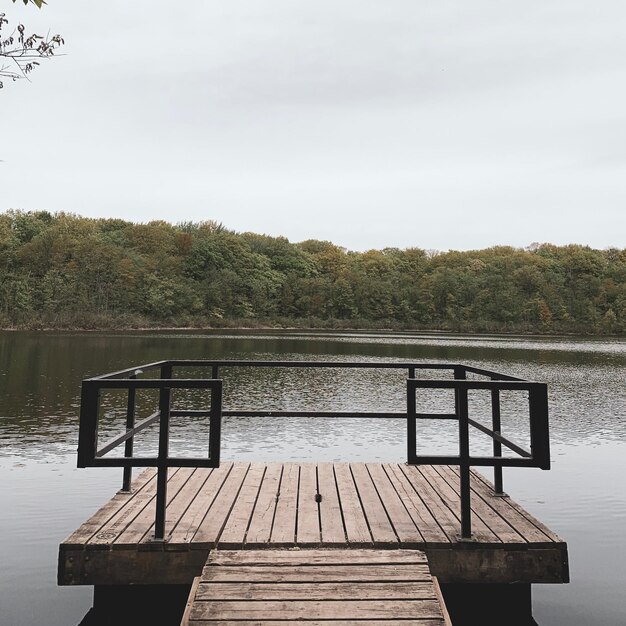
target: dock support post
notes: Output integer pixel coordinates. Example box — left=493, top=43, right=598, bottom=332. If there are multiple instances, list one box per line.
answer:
left=88, top=584, right=191, bottom=626
left=440, top=583, right=535, bottom=626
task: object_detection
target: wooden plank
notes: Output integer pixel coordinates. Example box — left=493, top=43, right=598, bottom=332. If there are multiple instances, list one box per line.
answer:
left=269, top=463, right=300, bottom=545
left=297, top=463, right=321, bottom=545
left=367, top=463, right=422, bottom=544
left=181, top=576, right=200, bottom=626
left=349, top=463, right=397, bottom=544
left=195, top=581, right=437, bottom=601
left=418, top=464, right=499, bottom=543
left=188, top=533, right=443, bottom=626
left=399, top=465, right=461, bottom=542
left=432, top=577, right=453, bottom=626
left=209, top=549, right=429, bottom=566
left=401, top=465, right=461, bottom=541
left=201, top=565, right=432, bottom=583
left=384, top=464, right=450, bottom=544
left=163, top=468, right=215, bottom=542
left=188, top=621, right=444, bottom=626
left=246, top=463, right=283, bottom=546
left=462, top=468, right=551, bottom=542
left=193, top=463, right=250, bottom=547
left=218, top=464, right=266, bottom=548
left=189, top=599, right=444, bottom=621
left=467, top=468, right=562, bottom=543
left=317, top=463, right=345, bottom=546
left=169, top=463, right=233, bottom=545
left=333, top=463, right=372, bottom=546
left=411, top=465, right=500, bottom=543
left=433, top=465, right=525, bottom=544
left=115, top=467, right=195, bottom=546
left=87, top=468, right=180, bottom=548
left=62, top=468, right=155, bottom=548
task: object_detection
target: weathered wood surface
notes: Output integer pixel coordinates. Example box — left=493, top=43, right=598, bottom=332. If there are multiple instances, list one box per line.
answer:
left=182, top=549, right=446, bottom=625
left=58, top=462, right=569, bottom=585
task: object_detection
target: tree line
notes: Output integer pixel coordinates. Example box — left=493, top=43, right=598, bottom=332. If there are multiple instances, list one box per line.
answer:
left=1, top=210, right=624, bottom=334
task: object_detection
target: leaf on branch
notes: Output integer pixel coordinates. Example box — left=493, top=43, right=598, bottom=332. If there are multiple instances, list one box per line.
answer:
left=1, top=11, right=64, bottom=88
left=12, top=1, right=46, bottom=8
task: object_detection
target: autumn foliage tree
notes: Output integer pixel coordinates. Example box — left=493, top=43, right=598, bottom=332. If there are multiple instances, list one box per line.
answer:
left=1, top=210, right=626, bottom=334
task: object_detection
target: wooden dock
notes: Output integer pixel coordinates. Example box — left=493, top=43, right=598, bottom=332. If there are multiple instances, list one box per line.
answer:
left=58, top=462, right=568, bottom=587
left=181, top=549, right=451, bottom=625
left=64, top=359, right=565, bottom=624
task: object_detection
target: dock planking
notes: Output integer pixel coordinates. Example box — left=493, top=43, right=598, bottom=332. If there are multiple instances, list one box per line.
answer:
left=182, top=549, right=449, bottom=626
left=58, top=462, right=569, bottom=587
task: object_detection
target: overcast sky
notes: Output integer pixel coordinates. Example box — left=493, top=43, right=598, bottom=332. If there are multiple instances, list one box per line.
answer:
left=1, top=1, right=625, bottom=251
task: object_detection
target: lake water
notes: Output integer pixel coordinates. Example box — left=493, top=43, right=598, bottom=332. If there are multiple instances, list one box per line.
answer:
left=1, top=330, right=625, bottom=625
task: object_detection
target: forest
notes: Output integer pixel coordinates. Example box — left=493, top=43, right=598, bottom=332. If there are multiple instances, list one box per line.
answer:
left=1, top=210, right=625, bottom=334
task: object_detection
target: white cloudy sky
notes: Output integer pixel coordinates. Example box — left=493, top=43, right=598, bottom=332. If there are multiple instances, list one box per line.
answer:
left=1, top=1, right=625, bottom=251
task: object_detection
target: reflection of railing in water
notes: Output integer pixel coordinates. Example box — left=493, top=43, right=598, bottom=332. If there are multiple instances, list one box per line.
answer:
left=77, top=360, right=550, bottom=541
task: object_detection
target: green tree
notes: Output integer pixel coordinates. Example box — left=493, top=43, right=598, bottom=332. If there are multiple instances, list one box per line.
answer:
left=1, top=209, right=625, bottom=335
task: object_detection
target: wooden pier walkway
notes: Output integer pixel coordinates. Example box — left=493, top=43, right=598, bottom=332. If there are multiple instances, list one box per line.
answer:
left=181, top=549, right=451, bottom=625
left=59, top=462, right=568, bottom=587
left=62, top=360, right=566, bottom=624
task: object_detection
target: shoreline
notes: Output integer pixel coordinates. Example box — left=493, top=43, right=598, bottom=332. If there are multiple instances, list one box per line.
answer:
left=0, top=324, right=620, bottom=339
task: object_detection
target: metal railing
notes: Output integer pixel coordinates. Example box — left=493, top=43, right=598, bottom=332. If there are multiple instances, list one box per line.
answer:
left=407, top=364, right=550, bottom=538
left=77, top=360, right=550, bottom=540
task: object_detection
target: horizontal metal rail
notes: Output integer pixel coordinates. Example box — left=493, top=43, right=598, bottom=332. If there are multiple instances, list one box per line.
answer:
left=462, top=364, right=524, bottom=381
left=89, top=360, right=463, bottom=380
left=408, top=379, right=543, bottom=390
left=87, top=378, right=227, bottom=389
left=84, top=457, right=220, bottom=468
left=170, top=409, right=459, bottom=420
left=400, top=456, right=539, bottom=467
left=88, top=363, right=162, bottom=380
left=168, top=360, right=462, bottom=370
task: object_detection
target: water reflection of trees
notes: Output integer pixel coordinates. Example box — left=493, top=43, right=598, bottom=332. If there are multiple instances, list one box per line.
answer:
left=1, top=332, right=625, bottom=461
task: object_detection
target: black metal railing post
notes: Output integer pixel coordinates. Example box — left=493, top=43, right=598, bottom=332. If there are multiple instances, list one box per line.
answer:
left=154, top=384, right=171, bottom=540
left=529, top=384, right=551, bottom=470
left=454, top=366, right=472, bottom=539
left=77, top=381, right=100, bottom=468
left=407, top=366, right=416, bottom=464
left=491, top=384, right=504, bottom=495
left=209, top=379, right=223, bottom=465
left=407, top=379, right=416, bottom=465
left=209, top=365, right=222, bottom=465
left=154, top=363, right=173, bottom=541
left=121, top=372, right=140, bottom=492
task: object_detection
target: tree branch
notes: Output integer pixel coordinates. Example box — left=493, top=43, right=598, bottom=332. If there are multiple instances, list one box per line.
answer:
left=0, top=10, right=64, bottom=88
